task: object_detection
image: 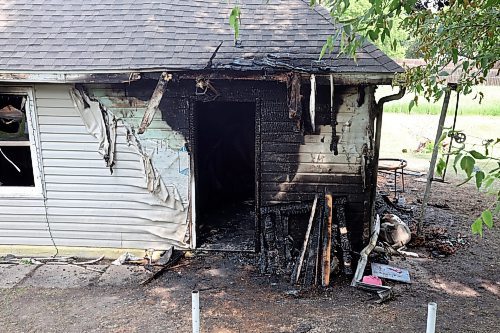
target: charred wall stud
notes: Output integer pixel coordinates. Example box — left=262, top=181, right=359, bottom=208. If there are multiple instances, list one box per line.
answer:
left=286, top=72, right=302, bottom=129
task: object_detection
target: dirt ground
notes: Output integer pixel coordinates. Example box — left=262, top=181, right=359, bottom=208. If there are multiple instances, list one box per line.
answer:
left=1, top=173, right=498, bottom=333
left=1, top=113, right=499, bottom=333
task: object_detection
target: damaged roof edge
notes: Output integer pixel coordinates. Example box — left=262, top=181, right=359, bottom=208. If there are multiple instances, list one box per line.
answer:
left=0, top=71, right=144, bottom=84
left=0, top=69, right=399, bottom=85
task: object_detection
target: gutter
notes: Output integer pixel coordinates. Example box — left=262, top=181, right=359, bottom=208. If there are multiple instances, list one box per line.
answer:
left=369, top=86, right=406, bottom=231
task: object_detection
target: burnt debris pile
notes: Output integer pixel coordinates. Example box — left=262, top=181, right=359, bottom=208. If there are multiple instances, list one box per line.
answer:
left=258, top=194, right=353, bottom=287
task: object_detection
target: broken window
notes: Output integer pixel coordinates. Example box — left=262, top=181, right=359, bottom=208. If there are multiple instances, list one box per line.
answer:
left=0, top=88, right=39, bottom=193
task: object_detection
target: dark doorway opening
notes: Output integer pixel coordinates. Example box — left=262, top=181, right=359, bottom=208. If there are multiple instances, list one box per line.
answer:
left=194, top=101, right=256, bottom=251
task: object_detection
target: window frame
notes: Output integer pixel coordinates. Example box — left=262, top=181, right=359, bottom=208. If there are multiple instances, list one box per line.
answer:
left=0, top=86, right=43, bottom=198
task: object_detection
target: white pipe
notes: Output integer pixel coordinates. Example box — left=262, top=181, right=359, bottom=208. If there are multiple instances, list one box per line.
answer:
left=192, top=290, right=200, bottom=333
left=426, top=302, right=437, bottom=333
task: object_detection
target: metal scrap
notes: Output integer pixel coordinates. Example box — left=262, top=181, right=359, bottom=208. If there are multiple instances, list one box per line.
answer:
left=195, top=77, right=220, bottom=100
left=356, top=282, right=393, bottom=303
left=371, top=262, right=411, bottom=283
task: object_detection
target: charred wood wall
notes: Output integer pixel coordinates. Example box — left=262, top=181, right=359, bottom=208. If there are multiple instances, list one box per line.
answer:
left=89, top=78, right=376, bottom=251
left=258, top=83, right=375, bottom=251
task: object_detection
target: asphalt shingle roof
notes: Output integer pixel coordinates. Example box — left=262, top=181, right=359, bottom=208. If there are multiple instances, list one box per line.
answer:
left=0, top=0, right=403, bottom=74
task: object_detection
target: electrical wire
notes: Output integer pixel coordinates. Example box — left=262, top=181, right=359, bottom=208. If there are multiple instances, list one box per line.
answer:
left=27, top=93, right=59, bottom=257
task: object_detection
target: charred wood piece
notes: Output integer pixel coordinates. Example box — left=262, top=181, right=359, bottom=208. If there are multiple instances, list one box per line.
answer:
left=304, top=195, right=323, bottom=286
left=261, top=195, right=352, bottom=286
left=140, top=250, right=183, bottom=285
left=291, top=195, right=318, bottom=284
left=330, top=84, right=340, bottom=155
left=334, top=197, right=353, bottom=275
left=205, top=41, right=223, bottom=69
left=138, top=72, right=171, bottom=134
left=259, top=201, right=314, bottom=276
left=321, top=193, right=333, bottom=287
left=286, top=72, right=302, bottom=125
left=357, top=85, right=366, bottom=107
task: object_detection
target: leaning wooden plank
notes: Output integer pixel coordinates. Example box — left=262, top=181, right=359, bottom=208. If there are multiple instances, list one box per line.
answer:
left=305, top=197, right=323, bottom=286
left=291, top=195, right=318, bottom=284
left=321, top=193, right=333, bottom=287
left=137, top=72, right=171, bottom=134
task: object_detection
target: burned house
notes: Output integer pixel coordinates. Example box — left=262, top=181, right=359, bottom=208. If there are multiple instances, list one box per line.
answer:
left=0, top=0, right=403, bottom=275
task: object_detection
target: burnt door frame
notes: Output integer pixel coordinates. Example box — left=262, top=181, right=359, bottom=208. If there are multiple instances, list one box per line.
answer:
left=188, top=97, right=261, bottom=252
left=254, top=98, right=262, bottom=253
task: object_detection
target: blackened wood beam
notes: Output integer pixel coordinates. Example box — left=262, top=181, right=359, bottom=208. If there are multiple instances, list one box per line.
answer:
left=138, top=72, right=171, bottom=134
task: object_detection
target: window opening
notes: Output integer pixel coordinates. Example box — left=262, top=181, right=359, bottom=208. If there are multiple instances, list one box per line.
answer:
left=0, top=93, right=35, bottom=187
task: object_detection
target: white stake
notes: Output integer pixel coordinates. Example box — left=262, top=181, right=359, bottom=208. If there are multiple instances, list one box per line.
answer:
left=192, top=290, right=200, bottom=333
left=426, top=302, right=437, bottom=333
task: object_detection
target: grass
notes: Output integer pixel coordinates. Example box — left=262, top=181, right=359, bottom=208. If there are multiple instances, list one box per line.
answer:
left=379, top=113, right=500, bottom=177
left=377, top=86, right=500, bottom=116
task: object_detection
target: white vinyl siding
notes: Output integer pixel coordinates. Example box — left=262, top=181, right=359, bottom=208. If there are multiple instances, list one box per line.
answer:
left=0, top=84, right=189, bottom=250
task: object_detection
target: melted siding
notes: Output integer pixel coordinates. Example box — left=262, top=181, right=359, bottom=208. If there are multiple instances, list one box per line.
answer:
left=0, top=84, right=189, bottom=250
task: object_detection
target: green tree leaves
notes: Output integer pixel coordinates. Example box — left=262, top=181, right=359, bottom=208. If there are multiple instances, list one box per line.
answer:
left=451, top=138, right=500, bottom=236
left=475, top=170, right=486, bottom=189
left=472, top=210, right=494, bottom=236
left=311, top=0, right=499, bottom=102
left=436, top=158, right=446, bottom=177
left=229, top=6, right=241, bottom=40
left=460, top=155, right=475, bottom=178
left=469, top=150, right=487, bottom=160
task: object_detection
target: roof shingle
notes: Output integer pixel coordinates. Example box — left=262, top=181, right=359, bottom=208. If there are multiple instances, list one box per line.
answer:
left=0, top=0, right=403, bottom=74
